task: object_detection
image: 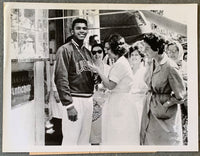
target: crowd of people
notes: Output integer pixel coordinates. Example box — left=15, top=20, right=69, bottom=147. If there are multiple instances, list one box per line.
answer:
left=46, top=18, right=187, bottom=146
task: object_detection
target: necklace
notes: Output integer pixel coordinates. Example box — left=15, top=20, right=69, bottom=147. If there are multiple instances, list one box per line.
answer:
left=72, top=39, right=88, bottom=62
left=72, top=39, right=94, bottom=76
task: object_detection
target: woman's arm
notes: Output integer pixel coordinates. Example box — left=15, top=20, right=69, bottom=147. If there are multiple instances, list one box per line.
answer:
left=164, top=64, right=186, bottom=107
left=163, top=96, right=185, bottom=107
left=97, top=69, right=117, bottom=90
left=88, top=63, right=117, bottom=90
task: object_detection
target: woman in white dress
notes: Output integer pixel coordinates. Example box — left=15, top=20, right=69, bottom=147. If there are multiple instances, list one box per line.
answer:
left=89, top=44, right=110, bottom=145
left=128, top=45, right=148, bottom=131
left=89, top=36, right=140, bottom=145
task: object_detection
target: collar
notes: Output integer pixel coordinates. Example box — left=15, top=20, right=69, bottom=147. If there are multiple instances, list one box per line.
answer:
left=159, top=53, right=168, bottom=65
left=153, top=53, right=168, bottom=74
left=71, top=39, right=85, bottom=49
left=153, top=53, right=168, bottom=66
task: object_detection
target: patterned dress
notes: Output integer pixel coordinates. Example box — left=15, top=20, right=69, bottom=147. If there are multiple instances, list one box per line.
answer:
left=90, top=63, right=110, bottom=144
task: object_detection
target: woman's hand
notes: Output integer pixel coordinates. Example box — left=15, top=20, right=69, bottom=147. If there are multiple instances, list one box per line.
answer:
left=88, top=62, right=99, bottom=73
left=163, top=97, right=184, bottom=108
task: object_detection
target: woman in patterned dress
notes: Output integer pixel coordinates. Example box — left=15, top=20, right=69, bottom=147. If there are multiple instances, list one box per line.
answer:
left=90, top=44, right=110, bottom=145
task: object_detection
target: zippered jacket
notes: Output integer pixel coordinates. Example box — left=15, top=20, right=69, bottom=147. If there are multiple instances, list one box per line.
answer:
left=54, top=40, right=95, bottom=106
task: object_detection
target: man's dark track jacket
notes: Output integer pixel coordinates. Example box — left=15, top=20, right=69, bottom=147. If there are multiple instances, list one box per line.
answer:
left=54, top=40, right=95, bottom=106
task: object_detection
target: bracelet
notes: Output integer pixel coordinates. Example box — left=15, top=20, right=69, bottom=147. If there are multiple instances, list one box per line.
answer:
left=67, top=106, right=74, bottom=111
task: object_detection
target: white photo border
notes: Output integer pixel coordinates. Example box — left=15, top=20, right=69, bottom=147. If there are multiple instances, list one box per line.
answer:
left=3, top=2, right=198, bottom=153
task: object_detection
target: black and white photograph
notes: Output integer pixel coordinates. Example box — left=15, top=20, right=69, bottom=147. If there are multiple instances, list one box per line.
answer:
left=3, top=2, right=198, bottom=153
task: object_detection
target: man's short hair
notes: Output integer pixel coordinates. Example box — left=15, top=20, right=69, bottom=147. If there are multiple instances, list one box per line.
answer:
left=72, top=18, right=88, bottom=30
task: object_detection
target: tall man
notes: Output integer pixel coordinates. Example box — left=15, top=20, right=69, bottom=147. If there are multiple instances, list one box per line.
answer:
left=54, top=18, right=95, bottom=145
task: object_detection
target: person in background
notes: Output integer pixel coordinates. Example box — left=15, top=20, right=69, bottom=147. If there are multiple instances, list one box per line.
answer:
left=89, top=43, right=110, bottom=145
left=88, top=34, right=100, bottom=51
left=165, top=41, right=187, bottom=81
left=103, top=38, right=115, bottom=66
left=140, top=33, right=186, bottom=145
left=46, top=62, right=63, bottom=145
left=54, top=18, right=95, bottom=145
left=128, top=44, right=148, bottom=131
left=166, top=41, right=188, bottom=145
left=89, top=34, right=140, bottom=145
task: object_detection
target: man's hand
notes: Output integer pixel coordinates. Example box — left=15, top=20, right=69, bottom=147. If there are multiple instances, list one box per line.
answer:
left=88, top=62, right=99, bottom=73
left=67, top=106, right=78, bottom=122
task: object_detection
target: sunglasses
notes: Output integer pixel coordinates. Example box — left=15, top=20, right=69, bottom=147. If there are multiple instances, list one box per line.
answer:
left=118, top=42, right=125, bottom=45
left=92, top=50, right=103, bottom=55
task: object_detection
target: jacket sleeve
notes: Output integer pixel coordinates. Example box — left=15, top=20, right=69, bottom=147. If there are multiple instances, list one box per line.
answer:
left=168, top=64, right=186, bottom=101
left=54, top=46, right=73, bottom=106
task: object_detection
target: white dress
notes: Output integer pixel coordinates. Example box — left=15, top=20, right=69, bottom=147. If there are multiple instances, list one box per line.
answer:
left=130, top=63, right=148, bottom=131
left=102, top=56, right=140, bottom=145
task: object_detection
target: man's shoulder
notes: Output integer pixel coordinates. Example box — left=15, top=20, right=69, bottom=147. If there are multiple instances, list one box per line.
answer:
left=57, top=42, right=73, bottom=54
left=61, top=42, right=73, bottom=50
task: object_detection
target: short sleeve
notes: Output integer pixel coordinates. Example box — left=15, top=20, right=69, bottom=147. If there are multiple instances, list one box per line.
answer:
left=108, top=62, right=126, bottom=84
left=168, top=64, right=186, bottom=100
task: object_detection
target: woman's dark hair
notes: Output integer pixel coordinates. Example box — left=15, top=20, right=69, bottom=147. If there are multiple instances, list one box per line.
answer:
left=72, top=18, right=88, bottom=30
left=143, top=33, right=166, bottom=54
left=89, top=35, right=98, bottom=46
left=91, top=43, right=106, bottom=58
left=103, top=36, right=110, bottom=46
left=129, top=46, right=145, bottom=58
left=108, top=33, right=123, bottom=43
left=108, top=33, right=125, bottom=57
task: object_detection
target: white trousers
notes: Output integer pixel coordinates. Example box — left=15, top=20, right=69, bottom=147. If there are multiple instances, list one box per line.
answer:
left=61, top=97, right=93, bottom=145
